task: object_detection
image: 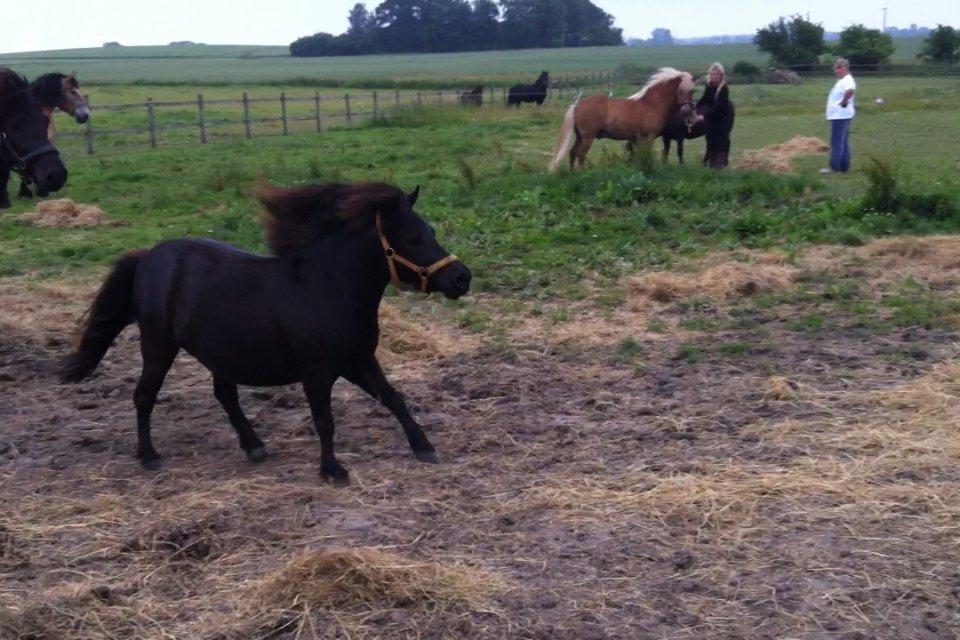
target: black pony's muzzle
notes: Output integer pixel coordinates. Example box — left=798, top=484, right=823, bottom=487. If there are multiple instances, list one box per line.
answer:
left=436, top=262, right=471, bottom=300
left=33, top=153, right=68, bottom=193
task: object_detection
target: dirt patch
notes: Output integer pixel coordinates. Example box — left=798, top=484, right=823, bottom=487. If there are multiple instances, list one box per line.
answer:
left=3, top=242, right=960, bottom=639
left=20, top=199, right=113, bottom=228
left=736, top=135, right=830, bottom=173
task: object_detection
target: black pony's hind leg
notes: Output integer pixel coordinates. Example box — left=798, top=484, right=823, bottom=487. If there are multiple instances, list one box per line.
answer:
left=677, top=138, right=685, bottom=164
left=345, top=356, right=438, bottom=464
left=303, top=371, right=349, bottom=484
left=0, top=165, right=10, bottom=209
left=18, top=180, right=32, bottom=198
left=213, top=376, right=267, bottom=462
left=661, top=138, right=671, bottom=162
left=133, top=338, right=178, bottom=470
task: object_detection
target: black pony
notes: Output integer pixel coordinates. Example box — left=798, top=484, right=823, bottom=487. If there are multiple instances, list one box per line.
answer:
left=508, top=71, right=548, bottom=107
left=61, top=182, right=471, bottom=484
left=658, top=108, right=704, bottom=164
left=0, top=70, right=68, bottom=209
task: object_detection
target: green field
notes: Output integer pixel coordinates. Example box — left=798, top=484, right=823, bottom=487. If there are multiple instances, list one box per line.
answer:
left=0, top=38, right=931, bottom=86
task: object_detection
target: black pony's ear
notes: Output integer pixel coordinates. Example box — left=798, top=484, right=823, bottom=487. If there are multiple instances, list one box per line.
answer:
left=408, top=185, right=420, bottom=207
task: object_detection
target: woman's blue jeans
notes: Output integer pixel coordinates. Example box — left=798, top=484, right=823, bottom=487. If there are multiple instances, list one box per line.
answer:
left=829, top=118, right=852, bottom=172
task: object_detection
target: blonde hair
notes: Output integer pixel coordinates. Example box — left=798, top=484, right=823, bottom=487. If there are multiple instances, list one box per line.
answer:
left=835, top=58, right=850, bottom=69
left=709, top=61, right=725, bottom=76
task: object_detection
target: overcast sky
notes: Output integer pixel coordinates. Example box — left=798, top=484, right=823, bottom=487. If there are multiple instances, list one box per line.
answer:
left=2, top=1, right=957, bottom=53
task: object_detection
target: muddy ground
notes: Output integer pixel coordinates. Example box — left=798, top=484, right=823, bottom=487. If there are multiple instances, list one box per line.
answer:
left=2, top=239, right=960, bottom=639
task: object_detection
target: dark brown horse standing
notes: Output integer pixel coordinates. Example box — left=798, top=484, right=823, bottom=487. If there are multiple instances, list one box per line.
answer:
left=20, top=72, right=89, bottom=197
left=549, top=68, right=696, bottom=171
left=0, top=71, right=68, bottom=209
left=459, top=85, right=483, bottom=106
left=61, top=182, right=471, bottom=484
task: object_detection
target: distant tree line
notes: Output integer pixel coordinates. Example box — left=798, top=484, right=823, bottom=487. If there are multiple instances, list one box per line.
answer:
left=290, top=0, right=623, bottom=56
left=754, top=15, right=959, bottom=68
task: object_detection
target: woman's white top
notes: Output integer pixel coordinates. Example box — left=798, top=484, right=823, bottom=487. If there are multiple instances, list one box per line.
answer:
left=826, top=73, right=856, bottom=120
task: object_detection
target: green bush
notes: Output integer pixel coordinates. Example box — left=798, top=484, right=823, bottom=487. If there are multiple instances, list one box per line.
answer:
left=732, top=60, right=762, bottom=81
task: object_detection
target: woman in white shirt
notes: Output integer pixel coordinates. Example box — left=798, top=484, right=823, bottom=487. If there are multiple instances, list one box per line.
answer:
left=822, top=58, right=856, bottom=174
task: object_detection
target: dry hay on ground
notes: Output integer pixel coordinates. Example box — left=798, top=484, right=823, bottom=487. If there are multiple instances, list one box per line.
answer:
left=19, top=199, right=113, bottom=228
left=736, top=135, right=830, bottom=173
left=377, top=303, right=478, bottom=365
left=628, top=260, right=799, bottom=303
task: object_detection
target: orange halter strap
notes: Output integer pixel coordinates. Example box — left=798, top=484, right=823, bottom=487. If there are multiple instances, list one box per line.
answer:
left=375, top=214, right=458, bottom=293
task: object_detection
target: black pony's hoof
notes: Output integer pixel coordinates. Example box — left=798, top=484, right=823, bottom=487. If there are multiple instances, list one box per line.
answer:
left=246, top=446, right=270, bottom=463
left=414, top=449, right=439, bottom=464
left=320, top=464, right=350, bottom=486
left=140, top=457, right=162, bottom=471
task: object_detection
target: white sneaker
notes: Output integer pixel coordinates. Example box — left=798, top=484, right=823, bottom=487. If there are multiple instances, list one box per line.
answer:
left=819, top=168, right=833, bottom=174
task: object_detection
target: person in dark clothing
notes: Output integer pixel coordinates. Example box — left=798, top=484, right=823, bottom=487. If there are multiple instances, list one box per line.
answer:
left=695, top=62, right=735, bottom=169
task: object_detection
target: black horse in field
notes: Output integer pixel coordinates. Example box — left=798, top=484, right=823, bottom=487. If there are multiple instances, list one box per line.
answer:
left=0, top=70, right=68, bottom=209
left=61, top=182, right=472, bottom=484
left=659, top=109, right=704, bottom=164
left=659, top=86, right=735, bottom=167
left=508, top=71, right=549, bottom=106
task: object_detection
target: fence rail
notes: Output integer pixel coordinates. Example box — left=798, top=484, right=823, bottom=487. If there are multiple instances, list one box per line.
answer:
left=54, top=74, right=615, bottom=155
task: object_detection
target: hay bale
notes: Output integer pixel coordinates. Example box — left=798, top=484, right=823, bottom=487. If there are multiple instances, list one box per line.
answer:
left=629, top=262, right=799, bottom=302
left=20, top=199, right=112, bottom=227
left=377, top=303, right=443, bottom=362
left=736, top=136, right=830, bottom=173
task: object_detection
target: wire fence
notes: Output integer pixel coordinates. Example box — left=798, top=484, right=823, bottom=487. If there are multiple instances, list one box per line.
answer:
left=54, top=73, right=618, bottom=155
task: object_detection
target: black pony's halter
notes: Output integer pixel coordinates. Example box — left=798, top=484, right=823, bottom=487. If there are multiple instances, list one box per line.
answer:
left=375, top=213, right=459, bottom=293
left=0, top=131, right=59, bottom=180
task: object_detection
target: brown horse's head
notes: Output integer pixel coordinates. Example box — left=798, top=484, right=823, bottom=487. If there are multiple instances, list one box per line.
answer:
left=30, top=73, right=90, bottom=123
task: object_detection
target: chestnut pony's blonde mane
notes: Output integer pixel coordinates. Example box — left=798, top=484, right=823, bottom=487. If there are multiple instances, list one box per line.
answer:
left=257, top=182, right=405, bottom=256
left=626, top=67, right=692, bottom=101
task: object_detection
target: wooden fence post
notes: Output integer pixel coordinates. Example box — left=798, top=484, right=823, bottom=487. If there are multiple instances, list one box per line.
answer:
left=373, top=90, right=379, bottom=118
left=146, top=97, right=157, bottom=149
left=416, top=90, right=422, bottom=106
left=83, top=95, right=94, bottom=155
left=395, top=88, right=400, bottom=108
left=197, top=93, right=206, bottom=143
left=437, top=90, right=442, bottom=106
left=280, top=92, right=288, bottom=135
left=242, top=92, right=252, bottom=139
left=314, top=91, right=322, bottom=132
left=345, top=94, right=352, bottom=125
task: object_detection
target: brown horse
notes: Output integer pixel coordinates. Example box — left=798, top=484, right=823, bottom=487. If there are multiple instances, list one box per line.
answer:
left=548, top=68, right=696, bottom=172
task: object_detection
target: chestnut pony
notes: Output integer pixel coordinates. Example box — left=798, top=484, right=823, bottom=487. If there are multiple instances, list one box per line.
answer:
left=61, top=183, right=471, bottom=484
left=549, top=68, right=696, bottom=171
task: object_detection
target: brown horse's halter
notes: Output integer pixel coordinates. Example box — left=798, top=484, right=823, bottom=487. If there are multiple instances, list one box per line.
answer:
left=375, top=213, right=458, bottom=293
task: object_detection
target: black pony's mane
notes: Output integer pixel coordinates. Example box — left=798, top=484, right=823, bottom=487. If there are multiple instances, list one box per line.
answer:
left=0, top=69, right=33, bottom=120
left=257, top=182, right=407, bottom=256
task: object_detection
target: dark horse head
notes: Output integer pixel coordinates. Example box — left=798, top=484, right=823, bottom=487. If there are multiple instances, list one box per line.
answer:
left=30, top=72, right=90, bottom=123
left=259, top=182, right=471, bottom=299
left=536, top=71, right=550, bottom=87
left=0, top=71, right=68, bottom=195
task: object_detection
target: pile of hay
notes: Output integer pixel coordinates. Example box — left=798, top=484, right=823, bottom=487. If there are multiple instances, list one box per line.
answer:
left=736, top=136, right=830, bottom=173
left=20, top=199, right=112, bottom=227
left=628, top=261, right=799, bottom=303
left=244, top=548, right=501, bottom=634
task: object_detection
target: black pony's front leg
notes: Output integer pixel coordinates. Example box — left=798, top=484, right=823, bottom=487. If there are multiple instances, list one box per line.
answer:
left=303, top=371, right=350, bottom=484
left=345, top=356, right=438, bottom=463
left=0, top=164, right=10, bottom=209
left=18, top=180, right=32, bottom=198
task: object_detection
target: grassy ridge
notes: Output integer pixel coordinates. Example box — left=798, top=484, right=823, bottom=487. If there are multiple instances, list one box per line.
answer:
left=0, top=38, right=929, bottom=86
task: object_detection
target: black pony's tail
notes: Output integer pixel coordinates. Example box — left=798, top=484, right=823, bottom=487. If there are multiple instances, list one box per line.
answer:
left=60, top=249, right=146, bottom=382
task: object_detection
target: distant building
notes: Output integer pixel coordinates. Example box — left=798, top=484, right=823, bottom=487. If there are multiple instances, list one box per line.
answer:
left=102, top=41, right=123, bottom=48
left=169, top=41, right=206, bottom=47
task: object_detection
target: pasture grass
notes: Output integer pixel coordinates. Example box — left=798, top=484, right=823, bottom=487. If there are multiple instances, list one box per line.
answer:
left=0, top=38, right=935, bottom=86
